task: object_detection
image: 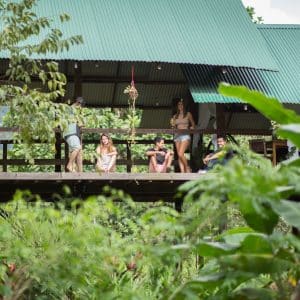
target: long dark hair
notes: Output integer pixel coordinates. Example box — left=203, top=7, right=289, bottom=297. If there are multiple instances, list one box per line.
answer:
left=174, top=98, right=188, bottom=119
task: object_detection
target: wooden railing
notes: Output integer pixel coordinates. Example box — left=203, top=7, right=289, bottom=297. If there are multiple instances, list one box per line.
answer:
left=0, top=127, right=272, bottom=172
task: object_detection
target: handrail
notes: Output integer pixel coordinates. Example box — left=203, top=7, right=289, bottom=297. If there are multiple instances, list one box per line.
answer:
left=0, top=127, right=272, bottom=135
left=0, top=126, right=272, bottom=172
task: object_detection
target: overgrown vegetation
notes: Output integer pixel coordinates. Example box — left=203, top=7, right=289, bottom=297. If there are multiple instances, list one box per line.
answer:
left=1, top=1, right=300, bottom=299
left=0, top=0, right=83, bottom=160
left=1, top=87, right=300, bottom=299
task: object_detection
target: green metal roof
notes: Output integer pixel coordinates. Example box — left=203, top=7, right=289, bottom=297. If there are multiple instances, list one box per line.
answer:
left=0, top=0, right=278, bottom=70
left=186, top=25, right=300, bottom=104
left=257, top=25, right=300, bottom=103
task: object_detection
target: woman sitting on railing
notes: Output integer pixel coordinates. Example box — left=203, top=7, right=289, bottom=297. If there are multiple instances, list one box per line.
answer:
left=95, top=133, right=117, bottom=173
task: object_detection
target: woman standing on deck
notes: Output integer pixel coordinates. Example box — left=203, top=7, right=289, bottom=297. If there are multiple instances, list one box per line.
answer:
left=170, top=99, right=195, bottom=173
left=96, top=134, right=117, bottom=173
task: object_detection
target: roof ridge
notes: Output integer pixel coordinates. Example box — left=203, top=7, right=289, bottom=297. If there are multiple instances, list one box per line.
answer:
left=257, top=24, right=300, bottom=30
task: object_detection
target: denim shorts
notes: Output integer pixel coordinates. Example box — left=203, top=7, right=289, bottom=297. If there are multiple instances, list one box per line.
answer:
left=174, top=134, right=191, bottom=142
left=65, top=135, right=81, bottom=152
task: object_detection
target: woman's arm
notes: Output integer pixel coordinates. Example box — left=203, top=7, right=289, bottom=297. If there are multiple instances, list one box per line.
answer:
left=188, top=112, right=196, bottom=129
left=170, top=114, right=176, bottom=128
left=108, top=154, right=117, bottom=172
left=96, top=145, right=101, bottom=155
left=106, top=146, right=117, bottom=156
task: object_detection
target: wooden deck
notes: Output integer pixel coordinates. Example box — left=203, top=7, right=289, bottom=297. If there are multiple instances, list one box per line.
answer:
left=0, top=172, right=201, bottom=208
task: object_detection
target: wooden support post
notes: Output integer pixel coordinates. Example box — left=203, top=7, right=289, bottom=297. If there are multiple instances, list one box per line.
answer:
left=73, top=61, right=82, bottom=99
left=55, top=131, right=62, bottom=172
left=216, top=104, right=226, bottom=136
left=2, top=142, right=7, bottom=172
left=64, top=141, right=69, bottom=172
left=111, top=62, right=121, bottom=111
left=126, top=142, right=132, bottom=173
left=174, top=199, right=183, bottom=212
left=216, top=104, right=228, bottom=232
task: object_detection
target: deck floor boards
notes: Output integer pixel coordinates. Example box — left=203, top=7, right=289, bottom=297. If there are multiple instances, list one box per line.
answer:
left=0, top=172, right=201, bottom=204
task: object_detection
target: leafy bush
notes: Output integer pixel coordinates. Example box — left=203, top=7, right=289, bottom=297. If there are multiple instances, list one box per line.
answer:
left=1, top=86, right=300, bottom=299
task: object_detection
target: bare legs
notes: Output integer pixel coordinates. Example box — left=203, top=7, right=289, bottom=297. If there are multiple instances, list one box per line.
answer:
left=165, top=152, right=173, bottom=170
left=76, top=149, right=83, bottom=172
left=149, top=152, right=173, bottom=173
left=67, top=148, right=82, bottom=172
left=175, top=140, right=190, bottom=173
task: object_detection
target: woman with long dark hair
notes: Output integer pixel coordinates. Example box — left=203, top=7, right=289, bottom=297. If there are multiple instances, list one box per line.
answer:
left=95, top=133, right=117, bottom=172
left=170, top=99, right=195, bottom=173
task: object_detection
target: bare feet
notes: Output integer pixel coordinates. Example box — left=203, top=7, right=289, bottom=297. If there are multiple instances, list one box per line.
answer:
left=66, top=165, right=74, bottom=172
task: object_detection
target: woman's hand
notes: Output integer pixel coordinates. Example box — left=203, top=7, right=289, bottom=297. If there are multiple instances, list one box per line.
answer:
left=170, top=118, right=175, bottom=128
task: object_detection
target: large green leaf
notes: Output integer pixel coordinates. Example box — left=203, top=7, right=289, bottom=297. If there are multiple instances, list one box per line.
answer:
left=271, top=199, right=300, bottom=229
left=195, top=241, right=238, bottom=257
left=231, top=288, right=275, bottom=300
left=218, top=84, right=300, bottom=124
left=218, top=227, right=256, bottom=245
left=238, top=199, right=279, bottom=234
left=169, top=273, right=226, bottom=300
left=277, top=124, right=300, bottom=148
left=239, top=235, right=272, bottom=254
left=281, top=157, right=300, bottom=167
left=220, top=254, right=292, bottom=274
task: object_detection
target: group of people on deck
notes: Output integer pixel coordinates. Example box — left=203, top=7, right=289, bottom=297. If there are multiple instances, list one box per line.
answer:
left=64, top=97, right=231, bottom=173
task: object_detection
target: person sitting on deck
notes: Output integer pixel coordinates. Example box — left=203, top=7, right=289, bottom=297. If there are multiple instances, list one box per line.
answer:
left=96, top=133, right=117, bottom=173
left=199, top=135, right=233, bottom=173
left=146, top=137, right=173, bottom=173
left=63, top=97, right=85, bottom=172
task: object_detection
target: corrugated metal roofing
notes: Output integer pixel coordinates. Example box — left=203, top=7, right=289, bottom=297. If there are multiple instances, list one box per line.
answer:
left=0, top=0, right=277, bottom=70
left=185, top=25, right=300, bottom=104
left=257, top=25, right=300, bottom=103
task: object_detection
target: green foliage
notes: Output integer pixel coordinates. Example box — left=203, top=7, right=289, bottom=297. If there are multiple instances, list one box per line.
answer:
left=1, top=4, right=300, bottom=296
left=170, top=85, right=300, bottom=299
left=2, top=131, right=300, bottom=299
left=0, top=0, right=83, bottom=159
left=246, top=6, right=264, bottom=24
left=6, top=107, right=174, bottom=173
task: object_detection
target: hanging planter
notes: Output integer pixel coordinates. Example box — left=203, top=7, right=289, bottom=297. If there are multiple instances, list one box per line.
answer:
left=124, top=66, right=139, bottom=143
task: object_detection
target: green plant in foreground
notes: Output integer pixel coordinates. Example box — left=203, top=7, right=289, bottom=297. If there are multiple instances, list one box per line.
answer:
left=171, top=86, right=300, bottom=299
left=1, top=86, right=300, bottom=299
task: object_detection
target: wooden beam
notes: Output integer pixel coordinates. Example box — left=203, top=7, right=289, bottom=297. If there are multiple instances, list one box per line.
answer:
left=73, top=61, right=82, bottom=99
left=67, top=75, right=187, bottom=85
left=216, top=104, right=226, bottom=136
left=111, top=62, right=121, bottom=110
left=77, top=103, right=171, bottom=110
left=0, top=172, right=200, bottom=203
left=0, top=127, right=272, bottom=136
left=0, top=72, right=188, bottom=86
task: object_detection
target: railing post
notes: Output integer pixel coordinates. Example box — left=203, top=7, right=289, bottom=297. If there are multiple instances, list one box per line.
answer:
left=64, top=141, right=69, bottom=172
left=2, top=142, right=7, bottom=172
left=55, top=131, right=62, bottom=172
left=126, top=141, right=132, bottom=172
